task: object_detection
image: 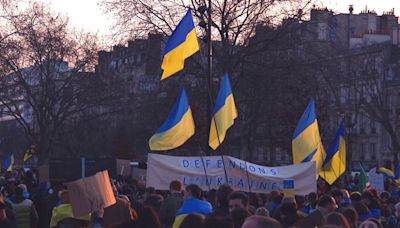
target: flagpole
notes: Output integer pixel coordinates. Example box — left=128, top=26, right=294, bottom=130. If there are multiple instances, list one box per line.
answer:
left=203, top=1, right=229, bottom=183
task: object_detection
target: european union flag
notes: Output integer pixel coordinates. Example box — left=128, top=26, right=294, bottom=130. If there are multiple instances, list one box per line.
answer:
left=321, top=120, right=346, bottom=185
left=149, top=88, right=195, bottom=150
left=4, top=149, right=14, bottom=171
left=161, top=9, right=199, bottom=80
left=209, top=73, right=238, bottom=150
left=292, top=100, right=326, bottom=178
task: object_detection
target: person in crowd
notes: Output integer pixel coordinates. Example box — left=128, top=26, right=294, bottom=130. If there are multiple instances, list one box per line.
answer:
left=102, top=190, right=138, bottom=228
left=298, top=192, right=318, bottom=216
left=325, top=212, right=351, bottom=228
left=354, top=202, right=372, bottom=223
left=294, top=195, right=337, bottom=228
left=211, top=184, right=233, bottom=217
left=134, top=206, right=162, bottom=228
left=265, top=191, right=282, bottom=216
left=230, top=207, right=251, bottom=228
left=49, top=190, right=90, bottom=227
left=9, top=186, right=38, bottom=228
left=342, top=189, right=352, bottom=207
left=274, top=198, right=300, bottom=227
left=0, top=198, right=11, bottom=228
left=228, top=191, right=249, bottom=213
left=341, top=207, right=359, bottom=228
left=331, top=189, right=345, bottom=209
left=179, top=213, right=205, bottom=228
left=242, top=215, right=282, bottom=228
left=159, top=180, right=184, bottom=228
left=173, top=184, right=212, bottom=228
left=204, top=216, right=233, bottom=228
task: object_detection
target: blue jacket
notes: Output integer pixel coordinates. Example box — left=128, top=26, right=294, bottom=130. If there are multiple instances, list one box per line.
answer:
left=176, top=198, right=212, bottom=216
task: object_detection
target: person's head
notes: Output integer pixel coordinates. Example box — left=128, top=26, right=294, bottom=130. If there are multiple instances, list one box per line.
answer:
left=395, top=202, right=400, bottom=218
left=216, top=184, right=234, bottom=208
left=242, top=215, right=282, bottom=228
left=379, top=191, right=390, bottom=202
left=179, top=213, right=205, bottom=228
left=325, top=212, right=351, bottom=228
left=185, top=184, right=202, bottom=200
left=354, top=202, right=371, bottom=222
left=204, top=216, right=233, bottom=228
left=367, top=218, right=383, bottom=228
left=350, top=192, right=362, bottom=203
left=137, top=206, right=162, bottom=228
left=228, top=191, right=249, bottom=213
left=169, top=180, right=183, bottom=193
left=14, top=186, right=23, bottom=197
left=268, top=191, right=280, bottom=202
left=230, top=207, right=251, bottom=228
left=341, top=207, right=358, bottom=227
left=317, top=195, right=337, bottom=213
left=358, top=220, right=379, bottom=228
left=58, top=190, right=70, bottom=204
left=255, top=207, right=269, bottom=217
left=341, top=189, right=351, bottom=206
left=331, top=189, right=344, bottom=207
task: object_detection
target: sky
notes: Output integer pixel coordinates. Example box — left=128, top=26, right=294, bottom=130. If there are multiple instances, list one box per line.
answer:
left=37, top=0, right=400, bottom=38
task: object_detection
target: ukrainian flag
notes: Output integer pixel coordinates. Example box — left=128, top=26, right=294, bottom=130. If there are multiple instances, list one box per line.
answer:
left=4, top=149, right=14, bottom=171
left=149, top=88, right=195, bottom=151
left=321, top=121, right=346, bottom=185
left=23, top=145, right=34, bottom=162
left=378, top=167, right=395, bottom=179
left=209, top=73, right=238, bottom=150
left=292, top=100, right=326, bottom=178
left=161, top=9, right=199, bottom=80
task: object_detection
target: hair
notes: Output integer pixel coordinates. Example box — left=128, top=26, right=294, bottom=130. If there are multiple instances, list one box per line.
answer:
left=231, top=207, right=252, bottom=228
left=367, top=218, right=383, bottom=228
left=137, top=206, right=162, bottom=228
left=242, top=216, right=282, bottom=228
left=216, top=184, right=234, bottom=207
left=379, top=191, right=390, bottom=200
left=318, top=195, right=335, bottom=208
left=186, top=184, right=202, bottom=199
left=179, top=213, right=205, bottom=228
left=204, top=216, right=233, bottom=228
left=169, top=180, right=183, bottom=192
left=14, top=186, right=23, bottom=196
left=255, top=207, right=269, bottom=216
left=331, top=189, right=344, bottom=198
left=350, top=192, right=362, bottom=203
left=229, top=191, right=249, bottom=207
left=358, top=220, right=380, bottom=228
left=341, top=207, right=358, bottom=227
left=326, top=212, right=351, bottom=228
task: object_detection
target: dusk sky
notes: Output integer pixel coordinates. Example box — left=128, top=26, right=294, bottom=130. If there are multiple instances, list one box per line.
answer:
left=37, top=0, right=400, bottom=37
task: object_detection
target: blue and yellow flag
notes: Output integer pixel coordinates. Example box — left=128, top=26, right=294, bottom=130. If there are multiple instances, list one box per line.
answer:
left=4, top=149, right=14, bottom=171
left=161, top=9, right=199, bottom=80
left=209, top=73, right=238, bottom=150
left=23, top=145, right=35, bottom=162
left=321, top=120, right=346, bottom=185
left=149, top=88, right=195, bottom=150
left=292, top=100, right=326, bottom=178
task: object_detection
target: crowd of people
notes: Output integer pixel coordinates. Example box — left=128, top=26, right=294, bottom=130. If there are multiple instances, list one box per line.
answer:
left=1, top=168, right=400, bottom=228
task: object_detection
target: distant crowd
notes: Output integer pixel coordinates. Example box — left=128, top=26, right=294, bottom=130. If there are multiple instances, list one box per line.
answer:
left=1, top=168, right=400, bottom=227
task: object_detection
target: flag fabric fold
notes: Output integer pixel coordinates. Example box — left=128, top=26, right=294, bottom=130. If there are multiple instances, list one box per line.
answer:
left=359, top=163, right=371, bottom=192
left=161, top=9, right=199, bottom=80
left=321, top=121, right=346, bottom=185
left=23, top=145, right=35, bottom=162
left=149, top=88, right=195, bottom=151
left=292, top=100, right=326, bottom=179
left=4, top=149, right=14, bottom=171
left=209, top=73, right=238, bottom=150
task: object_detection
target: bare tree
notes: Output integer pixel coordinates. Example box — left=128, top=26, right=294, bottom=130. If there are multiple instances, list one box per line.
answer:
left=0, top=2, right=101, bottom=163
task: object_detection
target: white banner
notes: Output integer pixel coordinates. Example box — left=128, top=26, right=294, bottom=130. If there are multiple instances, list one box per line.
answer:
left=146, top=154, right=316, bottom=195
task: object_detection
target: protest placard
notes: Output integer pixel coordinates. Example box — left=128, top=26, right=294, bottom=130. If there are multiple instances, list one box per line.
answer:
left=66, top=170, right=116, bottom=217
